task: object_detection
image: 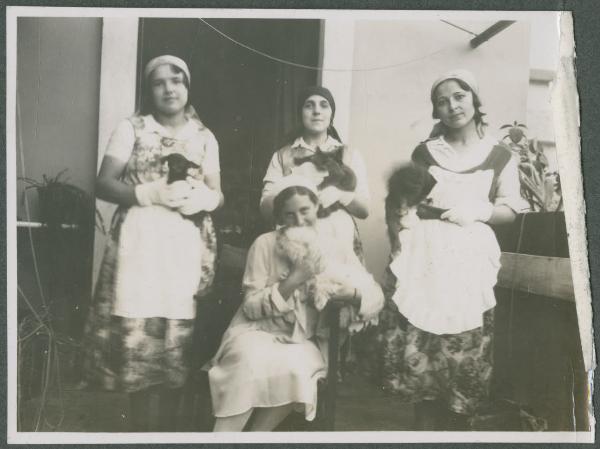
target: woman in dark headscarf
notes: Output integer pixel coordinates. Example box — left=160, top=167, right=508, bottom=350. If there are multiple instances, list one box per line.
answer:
left=260, top=86, right=370, bottom=222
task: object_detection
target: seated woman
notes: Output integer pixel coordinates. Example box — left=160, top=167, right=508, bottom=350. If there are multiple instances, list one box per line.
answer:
left=208, top=175, right=383, bottom=432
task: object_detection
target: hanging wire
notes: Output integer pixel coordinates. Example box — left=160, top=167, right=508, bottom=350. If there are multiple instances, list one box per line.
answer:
left=16, top=76, right=68, bottom=430
left=440, top=19, right=478, bottom=36
left=198, top=18, right=453, bottom=73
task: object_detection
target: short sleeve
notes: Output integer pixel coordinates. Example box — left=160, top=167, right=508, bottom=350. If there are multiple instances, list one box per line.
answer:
left=349, top=148, right=370, bottom=199
left=104, top=119, right=135, bottom=162
left=494, top=156, right=530, bottom=213
left=260, top=151, right=285, bottom=210
left=201, top=130, right=220, bottom=175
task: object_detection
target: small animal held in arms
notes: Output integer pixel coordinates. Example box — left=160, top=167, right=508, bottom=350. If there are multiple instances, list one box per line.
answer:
left=161, top=152, right=209, bottom=224
left=294, top=146, right=357, bottom=192
left=294, top=146, right=357, bottom=216
left=162, top=153, right=200, bottom=184
left=386, top=162, right=442, bottom=223
left=275, top=225, right=369, bottom=313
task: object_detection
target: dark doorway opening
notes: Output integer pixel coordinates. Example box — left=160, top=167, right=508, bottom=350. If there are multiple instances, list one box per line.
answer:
left=138, top=18, right=322, bottom=246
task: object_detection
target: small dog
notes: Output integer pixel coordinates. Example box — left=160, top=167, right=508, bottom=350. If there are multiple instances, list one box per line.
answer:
left=161, top=153, right=201, bottom=184
left=275, top=225, right=367, bottom=312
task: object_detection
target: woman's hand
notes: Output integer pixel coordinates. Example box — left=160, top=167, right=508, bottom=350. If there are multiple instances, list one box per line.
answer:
left=440, top=201, right=494, bottom=226
left=176, top=177, right=221, bottom=215
left=328, top=281, right=362, bottom=308
left=135, top=178, right=191, bottom=208
left=277, top=262, right=315, bottom=300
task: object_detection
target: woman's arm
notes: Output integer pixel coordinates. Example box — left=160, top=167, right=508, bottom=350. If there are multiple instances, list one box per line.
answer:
left=96, top=155, right=138, bottom=207
left=203, top=172, right=225, bottom=208
left=344, top=194, right=369, bottom=220
left=487, top=204, right=517, bottom=225
left=345, top=148, right=370, bottom=219
left=259, top=152, right=284, bottom=221
left=242, top=235, right=313, bottom=320
left=95, top=120, right=139, bottom=206
left=492, top=156, right=530, bottom=222
left=327, top=272, right=384, bottom=322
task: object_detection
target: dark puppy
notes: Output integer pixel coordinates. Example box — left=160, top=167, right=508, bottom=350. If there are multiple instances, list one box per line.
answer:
left=161, top=153, right=200, bottom=184
left=161, top=153, right=207, bottom=223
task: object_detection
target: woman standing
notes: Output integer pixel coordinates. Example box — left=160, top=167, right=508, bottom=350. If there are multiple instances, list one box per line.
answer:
left=260, top=86, right=370, bottom=229
left=378, top=69, right=527, bottom=430
left=209, top=176, right=383, bottom=431
left=82, top=55, right=223, bottom=431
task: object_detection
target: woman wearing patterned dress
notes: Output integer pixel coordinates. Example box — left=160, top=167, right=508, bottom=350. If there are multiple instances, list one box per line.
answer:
left=376, top=70, right=527, bottom=430
left=81, top=55, right=222, bottom=431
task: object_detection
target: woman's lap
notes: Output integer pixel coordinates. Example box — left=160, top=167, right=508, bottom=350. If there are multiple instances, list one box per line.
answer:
left=209, top=330, right=326, bottom=418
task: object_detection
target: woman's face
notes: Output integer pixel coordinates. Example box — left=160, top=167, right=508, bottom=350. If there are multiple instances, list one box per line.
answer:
left=301, top=95, right=333, bottom=135
left=433, top=80, right=476, bottom=130
left=150, top=64, right=189, bottom=116
left=280, top=193, right=318, bottom=227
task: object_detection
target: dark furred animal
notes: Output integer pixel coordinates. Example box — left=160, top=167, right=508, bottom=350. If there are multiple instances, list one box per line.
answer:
left=161, top=153, right=199, bottom=184
left=386, top=163, right=445, bottom=219
left=294, top=147, right=357, bottom=192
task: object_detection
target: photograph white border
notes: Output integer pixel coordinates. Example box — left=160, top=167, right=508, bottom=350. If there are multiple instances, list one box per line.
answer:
left=6, top=6, right=593, bottom=444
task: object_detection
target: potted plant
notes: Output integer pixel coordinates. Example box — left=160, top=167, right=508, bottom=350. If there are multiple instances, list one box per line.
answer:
left=491, top=124, right=584, bottom=430
left=17, top=170, right=99, bottom=430
left=500, top=121, right=562, bottom=212
left=19, top=169, right=104, bottom=233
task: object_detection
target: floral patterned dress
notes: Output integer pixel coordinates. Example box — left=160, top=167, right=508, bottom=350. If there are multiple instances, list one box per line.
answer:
left=356, top=135, right=526, bottom=416
left=81, top=113, right=218, bottom=393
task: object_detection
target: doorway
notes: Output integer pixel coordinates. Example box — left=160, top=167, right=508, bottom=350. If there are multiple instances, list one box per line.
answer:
left=138, top=18, right=322, bottom=246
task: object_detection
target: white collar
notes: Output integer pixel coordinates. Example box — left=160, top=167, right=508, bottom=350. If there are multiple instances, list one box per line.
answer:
left=291, top=135, right=342, bottom=152
left=143, top=114, right=200, bottom=140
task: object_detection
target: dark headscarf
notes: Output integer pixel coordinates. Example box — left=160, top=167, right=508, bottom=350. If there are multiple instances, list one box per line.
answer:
left=294, top=86, right=342, bottom=142
left=297, top=86, right=336, bottom=121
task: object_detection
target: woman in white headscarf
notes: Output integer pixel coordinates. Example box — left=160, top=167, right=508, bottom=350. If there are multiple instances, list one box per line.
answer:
left=81, top=55, right=223, bottom=431
left=376, top=69, right=527, bottom=430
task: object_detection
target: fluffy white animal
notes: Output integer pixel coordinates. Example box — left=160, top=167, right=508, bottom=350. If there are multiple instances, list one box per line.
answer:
left=275, top=225, right=369, bottom=311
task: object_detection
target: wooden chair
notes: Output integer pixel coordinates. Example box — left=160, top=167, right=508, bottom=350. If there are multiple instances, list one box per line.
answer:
left=312, top=301, right=344, bottom=431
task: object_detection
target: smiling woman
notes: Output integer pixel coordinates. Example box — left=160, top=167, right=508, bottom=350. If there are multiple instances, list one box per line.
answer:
left=372, top=69, right=530, bottom=431
left=81, top=55, right=223, bottom=432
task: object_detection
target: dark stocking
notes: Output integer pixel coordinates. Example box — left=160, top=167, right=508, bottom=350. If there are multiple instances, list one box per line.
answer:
left=444, top=410, right=471, bottom=431
left=414, top=400, right=444, bottom=431
left=158, top=387, right=183, bottom=432
left=129, top=389, right=152, bottom=432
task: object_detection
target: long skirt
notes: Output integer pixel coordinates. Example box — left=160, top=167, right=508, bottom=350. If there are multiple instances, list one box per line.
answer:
left=81, top=207, right=217, bottom=393
left=355, top=290, right=495, bottom=416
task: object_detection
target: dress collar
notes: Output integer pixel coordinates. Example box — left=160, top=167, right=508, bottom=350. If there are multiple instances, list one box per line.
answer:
left=143, top=114, right=200, bottom=140
left=291, top=135, right=343, bottom=152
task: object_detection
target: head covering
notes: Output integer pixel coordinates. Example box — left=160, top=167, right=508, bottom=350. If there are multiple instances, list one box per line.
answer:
left=430, top=69, right=479, bottom=102
left=264, top=174, right=319, bottom=217
left=428, top=69, right=486, bottom=139
left=144, top=55, right=191, bottom=83
left=298, top=86, right=336, bottom=120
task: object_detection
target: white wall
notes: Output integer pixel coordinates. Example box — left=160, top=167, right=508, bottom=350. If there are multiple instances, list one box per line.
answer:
left=344, top=20, right=531, bottom=280
left=16, top=18, right=102, bottom=220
